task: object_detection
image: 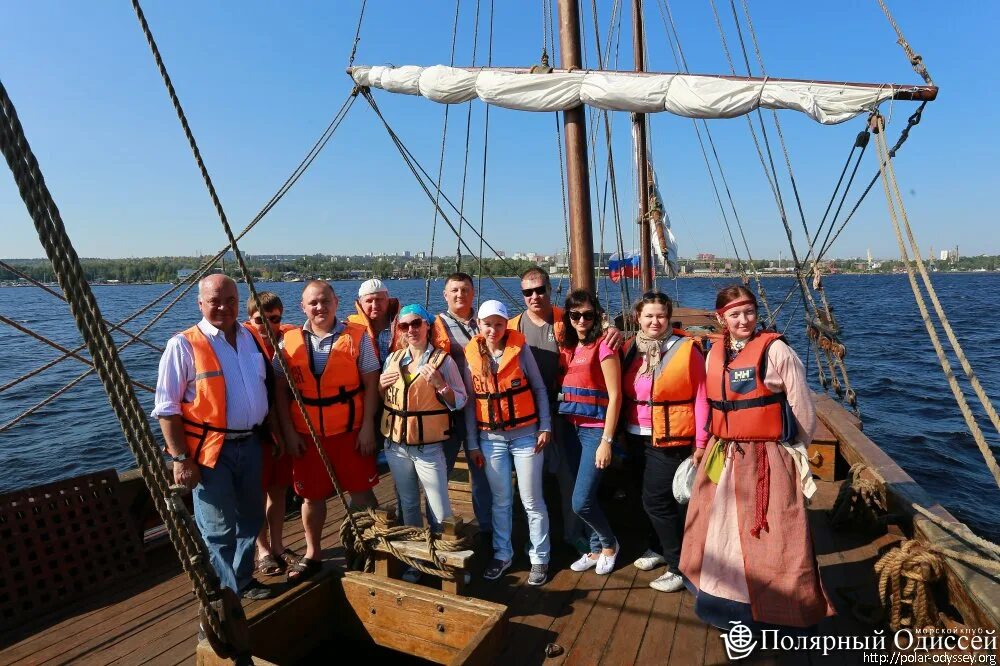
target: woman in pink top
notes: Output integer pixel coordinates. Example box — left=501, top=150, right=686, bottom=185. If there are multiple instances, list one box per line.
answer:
left=622, top=292, right=709, bottom=593
left=557, top=290, right=622, bottom=576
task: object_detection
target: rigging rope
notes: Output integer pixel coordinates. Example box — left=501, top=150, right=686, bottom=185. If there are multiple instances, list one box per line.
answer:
left=359, top=89, right=524, bottom=311
left=0, top=259, right=162, bottom=354
left=0, top=314, right=155, bottom=393
left=455, top=0, right=483, bottom=272
left=875, top=0, right=933, bottom=86
left=873, top=114, right=1000, bottom=488
left=346, top=0, right=369, bottom=68
left=0, top=74, right=239, bottom=656
left=425, top=0, right=463, bottom=306
left=476, top=0, right=495, bottom=297
left=129, top=4, right=369, bottom=654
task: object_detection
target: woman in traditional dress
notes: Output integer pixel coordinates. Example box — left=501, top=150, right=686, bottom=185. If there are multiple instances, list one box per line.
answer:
left=680, top=285, right=834, bottom=629
left=622, top=291, right=709, bottom=592
left=379, top=304, right=467, bottom=582
left=557, top=290, right=622, bottom=575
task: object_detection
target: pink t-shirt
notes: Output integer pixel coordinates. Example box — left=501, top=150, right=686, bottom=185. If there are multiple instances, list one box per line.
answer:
left=565, top=340, right=616, bottom=428
left=624, top=340, right=710, bottom=447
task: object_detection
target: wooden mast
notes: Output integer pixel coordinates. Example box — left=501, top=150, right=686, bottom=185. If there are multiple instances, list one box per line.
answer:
left=632, top=0, right=653, bottom=293
left=556, top=0, right=596, bottom=294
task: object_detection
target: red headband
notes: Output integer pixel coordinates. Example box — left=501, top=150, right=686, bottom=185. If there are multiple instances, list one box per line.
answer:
left=716, top=298, right=755, bottom=315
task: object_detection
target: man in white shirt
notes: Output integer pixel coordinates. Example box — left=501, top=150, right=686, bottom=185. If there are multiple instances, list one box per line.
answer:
left=152, top=274, right=273, bottom=600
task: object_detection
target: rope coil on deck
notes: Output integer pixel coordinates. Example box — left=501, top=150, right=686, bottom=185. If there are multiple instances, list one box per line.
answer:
left=340, top=508, right=474, bottom=579
left=829, top=463, right=887, bottom=532
left=875, top=539, right=946, bottom=631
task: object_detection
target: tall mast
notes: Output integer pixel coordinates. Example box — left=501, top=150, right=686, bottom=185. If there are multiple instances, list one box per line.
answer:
left=632, top=0, right=653, bottom=292
left=556, top=0, right=596, bottom=294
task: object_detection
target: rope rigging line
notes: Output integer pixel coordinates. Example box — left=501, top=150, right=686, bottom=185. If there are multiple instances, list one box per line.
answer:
left=656, top=0, right=770, bottom=315
left=0, top=259, right=163, bottom=354
left=0, top=90, right=356, bottom=431
left=346, top=0, right=369, bottom=68
left=0, top=314, right=155, bottom=393
left=0, top=74, right=238, bottom=655
left=358, top=89, right=525, bottom=311
left=425, top=0, right=463, bottom=307
left=455, top=0, right=483, bottom=272
left=873, top=113, right=1000, bottom=489
left=129, top=4, right=369, bottom=648
left=875, top=0, right=933, bottom=86
left=475, top=0, right=495, bottom=297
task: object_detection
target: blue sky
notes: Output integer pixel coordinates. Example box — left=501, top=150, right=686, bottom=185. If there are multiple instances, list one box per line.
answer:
left=1, top=1, right=997, bottom=261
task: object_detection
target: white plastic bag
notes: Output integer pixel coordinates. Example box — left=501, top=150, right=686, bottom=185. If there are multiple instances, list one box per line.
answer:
left=673, top=456, right=696, bottom=505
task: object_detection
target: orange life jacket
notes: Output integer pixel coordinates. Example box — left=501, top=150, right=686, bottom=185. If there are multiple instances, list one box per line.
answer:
left=380, top=347, right=452, bottom=445
left=465, top=330, right=539, bottom=431
left=623, top=330, right=700, bottom=448
left=430, top=311, right=477, bottom=357
left=706, top=331, right=789, bottom=442
left=347, top=298, right=403, bottom=365
left=281, top=324, right=366, bottom=436
left=558, top=342, right=610, bottom=421
left=508, top=306, right=566, bottom=346
left=242, top=321, right=296, bottom=359
left=179, top=326, right=259, bottom=468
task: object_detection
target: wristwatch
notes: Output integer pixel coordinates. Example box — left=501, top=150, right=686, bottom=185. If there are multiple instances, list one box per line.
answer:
left=169, top=453, right=189, bottom=463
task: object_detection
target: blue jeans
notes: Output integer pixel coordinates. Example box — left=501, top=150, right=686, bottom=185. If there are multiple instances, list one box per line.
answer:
left=567, top=425, right=617, bottom=552
left=193, top=434, right=264, bottom=594
left=385, top=440, right=452, bottom=532
left=546, top=414, right=586, bottom=544
left=479, top=432, right=550, bottom=565
left=449, top=417, right=493, bottom=533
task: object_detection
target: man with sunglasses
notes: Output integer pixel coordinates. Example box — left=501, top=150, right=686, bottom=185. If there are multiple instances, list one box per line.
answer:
left=509, top=267, right=623, bottom=554
left=243, top=292, right=301, bottom=579
left=432, top=272, right=494, bottom=539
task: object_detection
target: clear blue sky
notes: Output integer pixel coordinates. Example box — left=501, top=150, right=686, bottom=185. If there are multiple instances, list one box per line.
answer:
left=1, top=1, right=997, bottom=261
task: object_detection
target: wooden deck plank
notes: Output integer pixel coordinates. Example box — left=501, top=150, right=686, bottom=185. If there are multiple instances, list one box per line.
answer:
left=600, top=567, right=659, bottom=666
left=543, top=566, right=614, bottom=663
left=563, top=565, right=640, bottom=666
left=634, top=580, right=683, bottom=666
left=667, top=591, right=708, bottom=666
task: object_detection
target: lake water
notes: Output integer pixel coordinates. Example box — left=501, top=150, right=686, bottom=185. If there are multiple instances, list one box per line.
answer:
left=1, top=273, right=998, bottom=541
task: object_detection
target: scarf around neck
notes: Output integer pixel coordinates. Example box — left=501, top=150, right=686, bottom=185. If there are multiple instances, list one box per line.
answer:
left=635, top=331, right=673, bottom=377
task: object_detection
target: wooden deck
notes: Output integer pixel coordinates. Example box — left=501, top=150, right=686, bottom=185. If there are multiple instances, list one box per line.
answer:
left=0, top=464, right=894, bottom=666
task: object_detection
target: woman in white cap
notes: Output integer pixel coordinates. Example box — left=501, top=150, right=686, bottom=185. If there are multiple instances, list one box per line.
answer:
left=463, top=300, right=552, bottom=586
left=379, top=304, right=468, bottom=583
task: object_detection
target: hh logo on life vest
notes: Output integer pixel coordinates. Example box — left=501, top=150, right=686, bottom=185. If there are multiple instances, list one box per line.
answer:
left=729, top=367, right=757, bottom=394
left=511, top=379, right=522, bottom=388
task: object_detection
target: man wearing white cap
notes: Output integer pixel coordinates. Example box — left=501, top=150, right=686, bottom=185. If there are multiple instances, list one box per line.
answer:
left=347, top=278, right=402, bottom=366
left=463, top=299, right=552, bottom=586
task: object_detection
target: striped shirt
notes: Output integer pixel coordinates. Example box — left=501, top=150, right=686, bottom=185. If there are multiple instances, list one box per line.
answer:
left=273, top=319, right=379, bottom=376
left=152, top=318, right=269, bottom=430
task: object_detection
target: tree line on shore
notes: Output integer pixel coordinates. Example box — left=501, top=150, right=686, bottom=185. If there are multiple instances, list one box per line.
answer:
left=3, top=253, right=998, bottom=284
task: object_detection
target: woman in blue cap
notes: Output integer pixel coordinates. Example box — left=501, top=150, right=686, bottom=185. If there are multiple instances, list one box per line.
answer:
left=378, top=304, right=468, bottom=582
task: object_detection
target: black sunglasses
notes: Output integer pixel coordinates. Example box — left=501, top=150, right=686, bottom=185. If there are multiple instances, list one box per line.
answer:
left=568, top=310, right=596, bottom=322
left=521, top=286, right=547, bottom=297
left=397, top=318, right=424, bottom=332
left=252, top=314, right=282, bottom=325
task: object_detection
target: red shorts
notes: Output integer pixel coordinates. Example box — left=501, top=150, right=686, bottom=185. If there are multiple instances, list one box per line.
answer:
left=292, top=430, right=379, bottom=500
left=261, top=437, right=293, bottom=490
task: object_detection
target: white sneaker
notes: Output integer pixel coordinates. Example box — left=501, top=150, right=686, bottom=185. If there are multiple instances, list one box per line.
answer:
left=570, top=553, right=598, bottom=572
left=595, top=549, right=618, bottom=575
left=633, top=549, right=667, bottom=571
left=649, top=571, right=685, bottom=593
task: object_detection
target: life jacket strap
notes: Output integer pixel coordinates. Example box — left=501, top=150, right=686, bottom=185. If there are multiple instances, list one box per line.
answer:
left=299, top=385, right=363, bottom=407
left=708, top=393, right=784, bottom=412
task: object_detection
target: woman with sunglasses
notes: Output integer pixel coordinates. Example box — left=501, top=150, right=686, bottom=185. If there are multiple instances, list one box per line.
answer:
left=622, top=291, right=709, bottom=593
left=680, top=286, right=832, bottom=629
left=379, top=304, right=468, bottom=581
left=463, top=300, right=552, bottom=586
left=557, top=290, right=622, bottom=576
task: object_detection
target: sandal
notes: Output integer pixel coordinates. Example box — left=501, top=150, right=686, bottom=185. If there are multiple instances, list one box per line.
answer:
left=280, top=548, right=301, bottom=567
left=256, top=554, right=286, bottom=577
left=286, top=557, right=322, bottom=585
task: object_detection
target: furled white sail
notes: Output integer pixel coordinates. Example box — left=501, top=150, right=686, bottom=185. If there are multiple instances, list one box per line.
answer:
left=351, top=65, right=905, bottom=124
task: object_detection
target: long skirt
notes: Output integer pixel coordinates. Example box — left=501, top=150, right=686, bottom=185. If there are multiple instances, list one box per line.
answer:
left=679, top=440, right=834, bottom=629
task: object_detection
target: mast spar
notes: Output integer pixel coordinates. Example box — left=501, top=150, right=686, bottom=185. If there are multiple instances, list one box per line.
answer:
left=557, top=0, right=597, bottom=294
left=632, top=0, right=653, bottom=293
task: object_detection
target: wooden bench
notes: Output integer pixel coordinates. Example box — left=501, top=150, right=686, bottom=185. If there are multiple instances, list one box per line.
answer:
left=371, top=512, right=476, bottom=595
